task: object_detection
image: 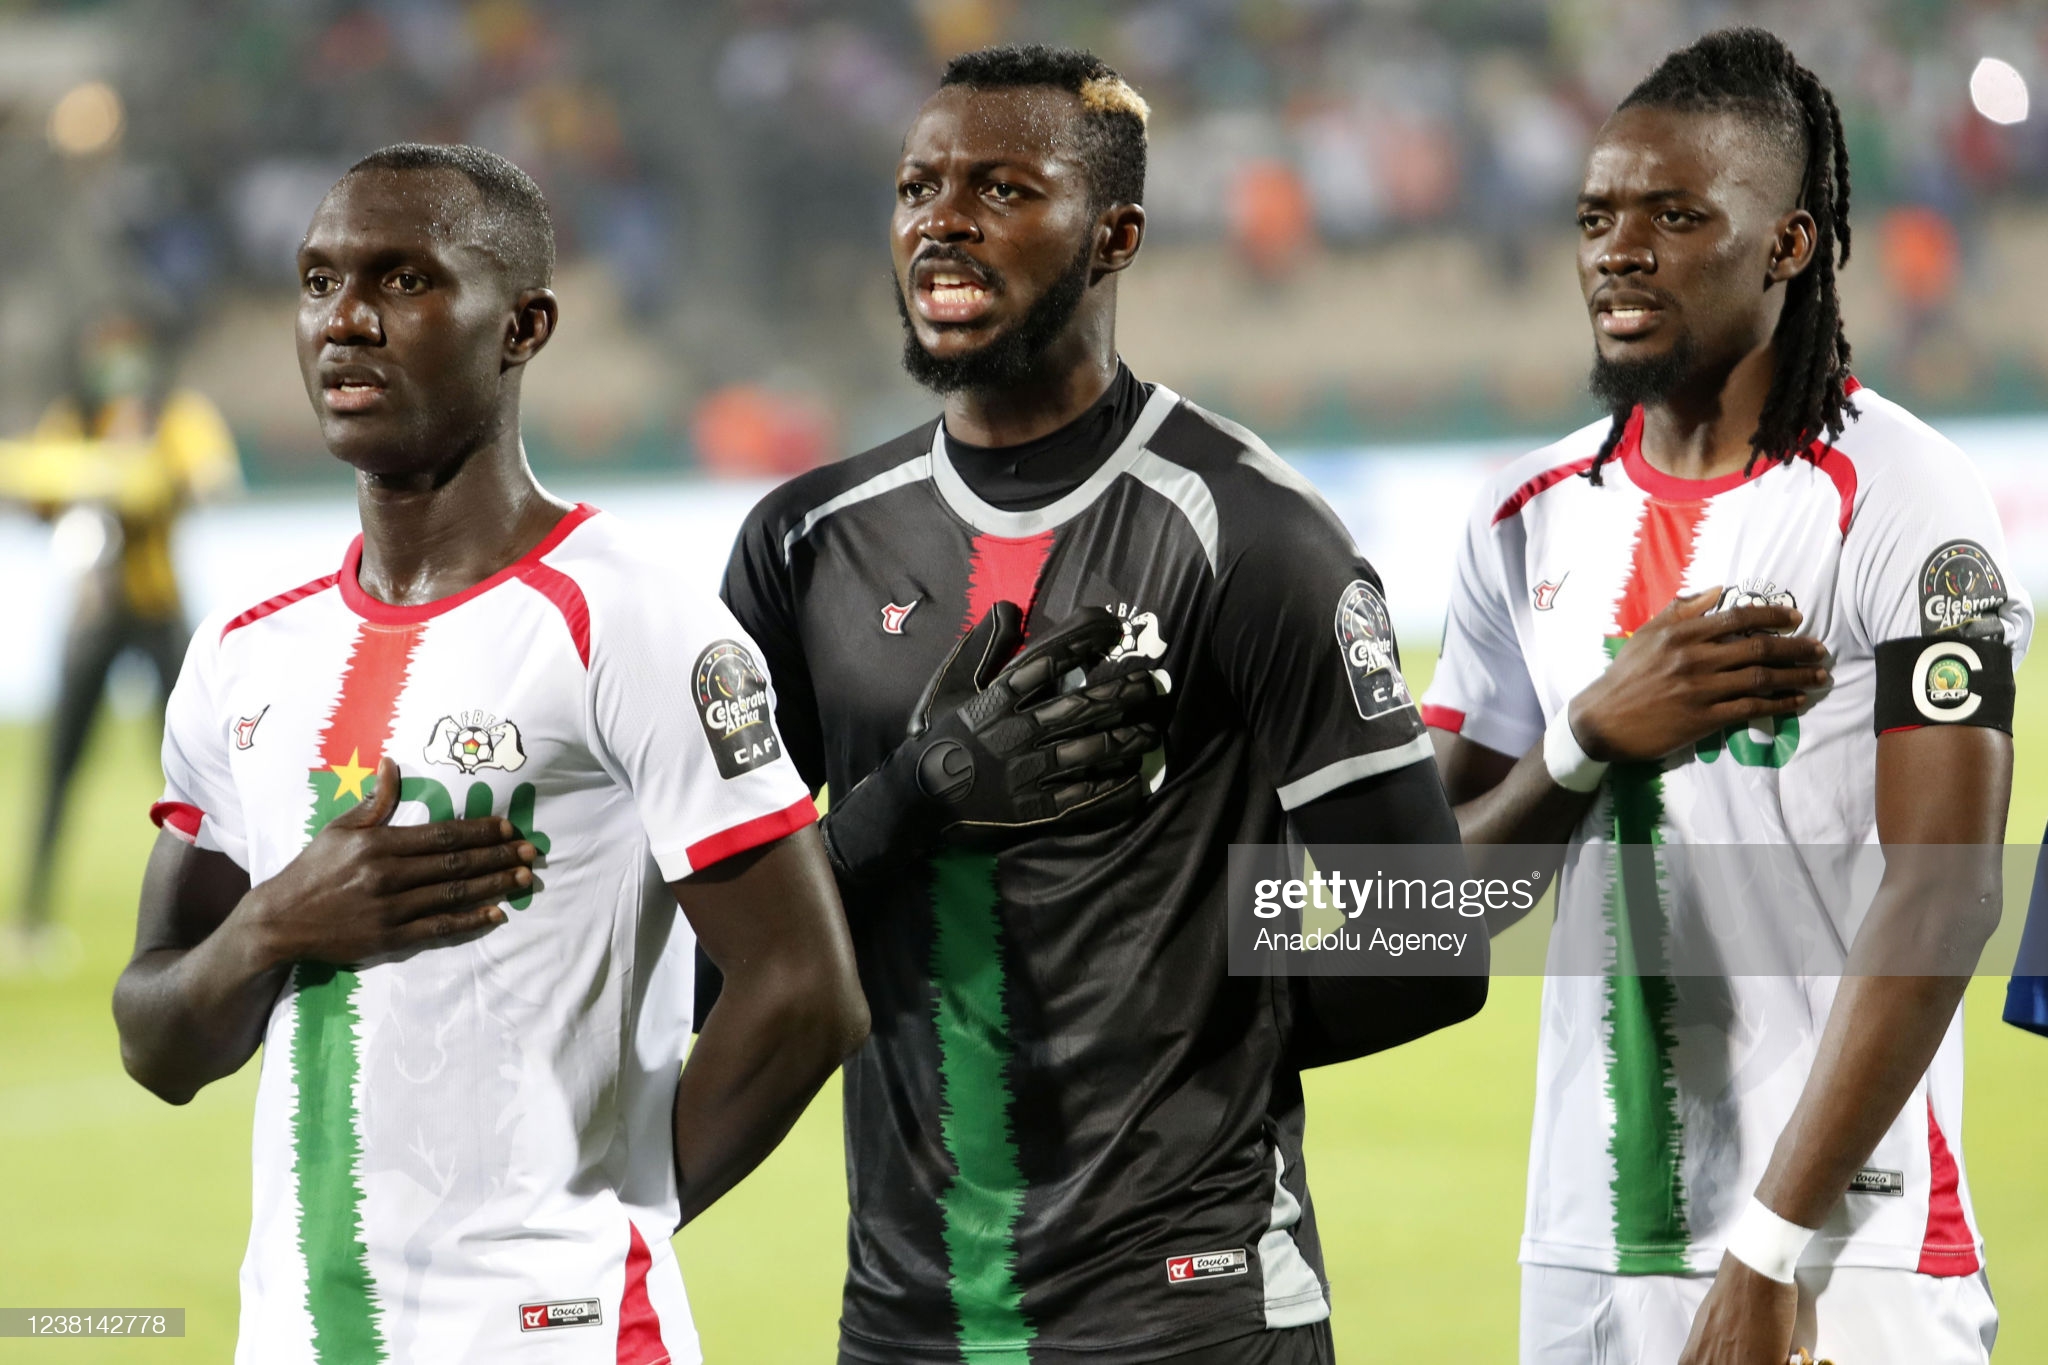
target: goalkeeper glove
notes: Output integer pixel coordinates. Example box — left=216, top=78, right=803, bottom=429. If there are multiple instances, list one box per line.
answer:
left=821, top=601, right=1165, bottom=880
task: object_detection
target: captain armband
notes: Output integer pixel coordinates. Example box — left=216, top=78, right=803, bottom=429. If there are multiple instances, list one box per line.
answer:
left=1873, top=635, right=2015, bottom=734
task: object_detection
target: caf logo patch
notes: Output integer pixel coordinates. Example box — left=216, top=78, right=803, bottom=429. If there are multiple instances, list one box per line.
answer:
left=1914, top=641, right=1983, bottom=723
left=1920, top=540, right=2006, bottom=634
left=1334, top=579, right=1412, bottom=721
left=424, top=711, right=527, bottom=774
left=693, top=639, right=779, bottom=779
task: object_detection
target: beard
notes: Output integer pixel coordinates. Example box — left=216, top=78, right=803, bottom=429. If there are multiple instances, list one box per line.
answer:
left=1588, top=332, right=1701, bottom=413
left=896, top=234, right=1095, bottom=395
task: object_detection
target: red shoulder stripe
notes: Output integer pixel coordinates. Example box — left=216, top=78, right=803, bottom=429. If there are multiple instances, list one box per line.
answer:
left=684, top=795, right=819, bottom=873
left=220, top=573, right=340, bottom=640
left=1492, top=456, right=1596, bottom=525
left=1800, top=444, right=1857, bottom=537
left=518, top=561, right=592, bottom=668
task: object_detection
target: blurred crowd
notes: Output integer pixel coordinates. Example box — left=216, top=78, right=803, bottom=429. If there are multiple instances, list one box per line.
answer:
left=1, top=0, right=2046, bottom=476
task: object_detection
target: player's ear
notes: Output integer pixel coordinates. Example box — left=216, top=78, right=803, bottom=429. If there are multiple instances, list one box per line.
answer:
left=1094, top=203, right=1145, bottom=278
left=505, top=288, right=558, bottom=366
left=1767, top=208, right=1817, bottom=284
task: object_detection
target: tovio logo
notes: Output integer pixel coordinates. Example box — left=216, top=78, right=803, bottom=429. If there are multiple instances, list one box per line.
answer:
left=518, top=1298, right=602, bottom=1331
left=1165, top=1248, right=1248, bottom=1283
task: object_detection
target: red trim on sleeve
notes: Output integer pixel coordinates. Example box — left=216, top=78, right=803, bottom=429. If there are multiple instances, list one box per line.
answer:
left=1799, top=444, right=1857, bottom=537
left=1879, top=724, right=1926, bottom=737
left=615, top=1222, right=669, bottom=1364
left=1918, top=1097, right=1982, bottom=1276
left=338, top=503, right=599, bottom=624
left=150, top=801, right=204, bottom=845
left=1491, top=455, right=1597, bottom=525
left=1420, top=704, right=1466, bottom=733
left=220, top=573, right=341, bottom=640
left=684, top=795, right=819, bottom=872
left=518, top=561, right=592, bottom=668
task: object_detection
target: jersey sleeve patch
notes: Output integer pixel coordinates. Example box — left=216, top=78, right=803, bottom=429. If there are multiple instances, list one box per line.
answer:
left=1919, top=540, right=2008, bottom=637
left=692, top=639, right=780, bottom=778
left=1334, top=579, right=1414, bottom=721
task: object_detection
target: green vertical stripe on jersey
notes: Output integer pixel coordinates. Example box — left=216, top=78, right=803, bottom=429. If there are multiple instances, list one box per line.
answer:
left=292, top=767, right=386, bottom=1362
left=1601, top=639, right=1690, bottom=1274
left=929, top=850, right=1034, bottom=1360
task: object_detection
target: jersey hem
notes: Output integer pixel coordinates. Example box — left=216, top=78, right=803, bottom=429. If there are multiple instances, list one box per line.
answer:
left=1518, top=1235, right=1986, bottom=1276
left=836, top=1297, right=1312, bottom=1363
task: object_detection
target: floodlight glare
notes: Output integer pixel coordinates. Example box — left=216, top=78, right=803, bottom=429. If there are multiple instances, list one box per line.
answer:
left=1970, top=56, right=2029, bottom=125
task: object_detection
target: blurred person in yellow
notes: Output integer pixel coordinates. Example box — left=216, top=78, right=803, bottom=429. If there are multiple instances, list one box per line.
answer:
left=0, top=310, right=238, bottom=971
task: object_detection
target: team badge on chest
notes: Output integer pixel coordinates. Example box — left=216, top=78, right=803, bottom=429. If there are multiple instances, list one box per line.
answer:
left=424, top=711, right=528, bottom=774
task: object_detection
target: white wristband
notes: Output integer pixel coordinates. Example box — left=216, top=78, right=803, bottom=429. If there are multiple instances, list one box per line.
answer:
left=1543, top=706, right=1609, bottom=793
left=1725, top=1197, right=1817, bottom=1284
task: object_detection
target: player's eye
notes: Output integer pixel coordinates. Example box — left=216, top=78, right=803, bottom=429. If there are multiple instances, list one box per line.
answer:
left=1576, top=212, right=1608, bottom=232
left=899, top=180, right=932, bottom=203
left=987, top=182, right=1018, bottom=201
left=1656, top=209, right=1697, bottom=228
left=304, top=271, right=336, bottom=295
left=389, top=270, right=429, bottom=293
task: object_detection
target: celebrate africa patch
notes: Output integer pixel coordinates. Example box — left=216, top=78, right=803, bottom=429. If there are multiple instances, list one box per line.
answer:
left=1920, top=540, right=2007, bottom=635
left=1334, top=579, right=1412, bottom=721
left=693, top=639, right=779, bottom=779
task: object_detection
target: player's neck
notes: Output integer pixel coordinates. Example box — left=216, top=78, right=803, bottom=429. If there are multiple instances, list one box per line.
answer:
left=942, top=329, right=1119, bottom=449
left=1638, top=341, right=1776, bottom=482
left=352, top=432, right=571, bottom=608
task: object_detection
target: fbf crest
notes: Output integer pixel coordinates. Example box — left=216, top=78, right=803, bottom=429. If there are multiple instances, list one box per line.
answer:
left=424, top=711, right=528, bottom=774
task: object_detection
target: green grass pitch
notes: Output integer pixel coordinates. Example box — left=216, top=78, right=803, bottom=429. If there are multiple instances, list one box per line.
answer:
left=0, top=649, right=2042, bottom=1362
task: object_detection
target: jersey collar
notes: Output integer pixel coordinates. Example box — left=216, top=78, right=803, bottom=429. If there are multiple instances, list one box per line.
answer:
left=1617, top=380, right=1858, bottom=501
left=339, top=502, right=597, bottom=624
left=927, top=382, right=1182, bottom=537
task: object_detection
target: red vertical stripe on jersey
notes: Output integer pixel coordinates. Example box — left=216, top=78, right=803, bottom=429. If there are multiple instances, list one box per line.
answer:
left=316, top=623, right=425, bottom=773
left=616, top=1223, right=668, bottom=1363
left=1612, top=499, right=1711, bottom=636
left=962, top=531, right=1057, bottom=631
left=1918, top=1097, right=1981, bottom=1276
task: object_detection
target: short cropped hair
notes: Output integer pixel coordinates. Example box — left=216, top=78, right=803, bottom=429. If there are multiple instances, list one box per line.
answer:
left=346, top=142, right=555, bottom=288
left=939, top=44, right=1148, bottom=210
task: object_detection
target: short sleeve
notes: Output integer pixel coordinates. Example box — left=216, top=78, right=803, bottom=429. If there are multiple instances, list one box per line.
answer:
left=1211, top=491, right=1431, bottom=811
left=1845, top=438, right=2034, bottom=662
left=153, top=619, right=250, bottom=868
left=587, top=580, right=816, bottom=881
left=720, top=498, right=827, bottom=792
left=1421, top=482, right=1545, bottom=758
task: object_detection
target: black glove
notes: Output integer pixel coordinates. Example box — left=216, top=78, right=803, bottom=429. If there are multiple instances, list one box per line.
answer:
left=821, top=601, right=1166, bottom=879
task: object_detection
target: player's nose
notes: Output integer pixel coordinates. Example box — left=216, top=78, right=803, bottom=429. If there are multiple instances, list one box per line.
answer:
left=320, top=286, right=384, bottom=347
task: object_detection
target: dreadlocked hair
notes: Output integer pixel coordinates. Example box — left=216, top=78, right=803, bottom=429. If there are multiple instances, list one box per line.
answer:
left=1584, top=27, right=1855, bottom=486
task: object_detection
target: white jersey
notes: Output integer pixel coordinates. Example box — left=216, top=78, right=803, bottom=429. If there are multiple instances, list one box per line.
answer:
left=1423, top=385, right=2032, bottom=1278
left=153, top=505, right=815, bottom=1364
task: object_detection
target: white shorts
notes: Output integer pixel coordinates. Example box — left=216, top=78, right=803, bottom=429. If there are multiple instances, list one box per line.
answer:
left=1520, top=1262, right=1997, bottom=1365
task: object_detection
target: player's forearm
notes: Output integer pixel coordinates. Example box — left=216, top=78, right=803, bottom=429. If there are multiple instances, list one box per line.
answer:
left=671, top=959, right=868, bottom=1227
left=1753, top=870, right=2000, bottom=1229
left=1448, top=743, right=1591, bottom=847
left=113, top=901, right=291, bottom=1105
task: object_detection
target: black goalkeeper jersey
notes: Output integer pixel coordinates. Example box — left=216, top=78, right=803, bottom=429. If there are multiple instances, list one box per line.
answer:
left=721, top=375, right=1431, bottom=1363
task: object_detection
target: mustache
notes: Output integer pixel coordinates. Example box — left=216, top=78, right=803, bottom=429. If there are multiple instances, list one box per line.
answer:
left=909, top=244, right=1003, bottom=292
